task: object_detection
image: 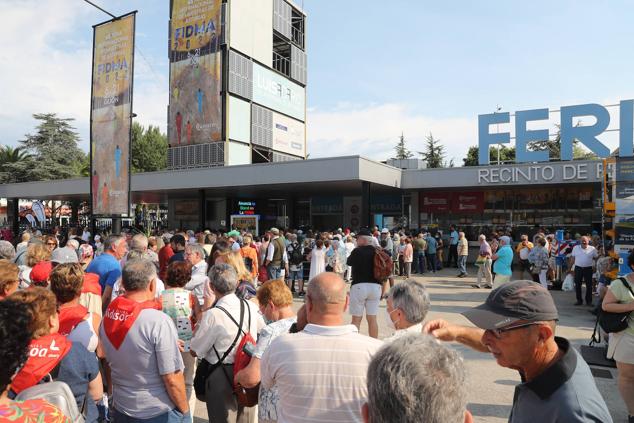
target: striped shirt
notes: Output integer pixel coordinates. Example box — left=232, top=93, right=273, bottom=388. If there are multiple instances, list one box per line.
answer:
left=261, top=324, right=383, bottom=423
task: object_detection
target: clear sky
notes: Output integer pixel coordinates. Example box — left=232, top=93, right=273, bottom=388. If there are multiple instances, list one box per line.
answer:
left=2, top=0, right=633, bottom=164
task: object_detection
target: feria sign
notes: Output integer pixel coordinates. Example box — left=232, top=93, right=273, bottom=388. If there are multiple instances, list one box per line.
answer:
left=478, top=100, right=634, bottom=165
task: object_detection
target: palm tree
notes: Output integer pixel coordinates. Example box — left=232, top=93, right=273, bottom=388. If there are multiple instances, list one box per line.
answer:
left=0, top=145, right=32, bottom=183
left=0, top=145, right=31, bottom=166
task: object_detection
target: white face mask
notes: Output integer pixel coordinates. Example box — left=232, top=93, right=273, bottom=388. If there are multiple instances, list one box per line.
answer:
left=384, top=307, right=399, bottom=330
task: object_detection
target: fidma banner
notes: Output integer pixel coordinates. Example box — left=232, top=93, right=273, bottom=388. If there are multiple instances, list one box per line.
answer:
left=90, top=13, right=135, bottom=216
left=168, top=0, right=222, bottom=146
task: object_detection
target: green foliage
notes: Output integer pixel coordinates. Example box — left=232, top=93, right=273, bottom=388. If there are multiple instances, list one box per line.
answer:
left=0, top=145, right=32, bottom=182
left=418, top=132, right=446, bottom=168
left=393, top=133, right=413, bottom=160
left=3, top=114, right=86, bottom=183
left=130, top=122, right=168, bottom=173
left=463, top=145, right=516, bottom=166
left=528, top=123, right=597, bottom=161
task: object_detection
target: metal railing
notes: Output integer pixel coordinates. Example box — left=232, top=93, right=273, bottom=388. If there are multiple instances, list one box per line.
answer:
left=273, top=51, right=291, bottom=77
left=291, top=26, right=304, bottom=49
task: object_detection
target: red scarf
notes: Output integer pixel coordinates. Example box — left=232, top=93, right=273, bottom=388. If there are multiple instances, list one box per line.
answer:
left=58, top=304, right=88, bottom=336
left=11, top=333, right=71, bottom=394
left=82, top=273, right=102, bottom=296
left=103, top=296, right=160, bottom=349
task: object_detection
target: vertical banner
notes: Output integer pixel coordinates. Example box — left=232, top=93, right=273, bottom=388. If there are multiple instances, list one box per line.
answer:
left=169, top=0, right=223, bottom=146
left=90, top=13, right=135, bottom=216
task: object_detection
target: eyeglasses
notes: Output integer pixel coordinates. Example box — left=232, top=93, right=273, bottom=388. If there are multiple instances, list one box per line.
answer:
left=46, top=242, right=57, bottom=246
left=486, top=322, right=543, bottom=339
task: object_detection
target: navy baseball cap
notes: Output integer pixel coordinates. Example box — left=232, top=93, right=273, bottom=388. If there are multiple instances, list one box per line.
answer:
left=462, top=280, right=559, bottom=330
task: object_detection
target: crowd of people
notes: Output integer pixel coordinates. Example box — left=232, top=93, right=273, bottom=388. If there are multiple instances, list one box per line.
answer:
left=0, top=223, right=631, bottom=423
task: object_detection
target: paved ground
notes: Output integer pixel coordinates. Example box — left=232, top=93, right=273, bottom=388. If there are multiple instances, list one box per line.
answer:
left=193, top=266, right=628, bottom=422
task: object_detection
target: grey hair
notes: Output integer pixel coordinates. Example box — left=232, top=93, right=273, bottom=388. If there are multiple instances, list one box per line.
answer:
left=127, top=250, right=153, bottom=261
left=367, top=334, right=467, bottom=423
left=208, top=263, right=238, bottom=295
left=358, top=235, right=373, bottom=245
left=186, top=243, right=205, bottom=259
left=122, top=258, right=156, bottom=292
left=130, top=233, right=148, bottom=252
left=478, top=234, right=486, bottom=241
left=104, top=235, right=125, bottom=251
left=388, top=279, right=430, bottom=324
left=0, top=241, right=15, bottom=260
left=66, top=239, right=79, bottom=250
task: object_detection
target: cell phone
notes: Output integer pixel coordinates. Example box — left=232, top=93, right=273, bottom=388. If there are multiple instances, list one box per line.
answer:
left=183, top=340, right=191, bottom=353
left=242, top=343, right=255, bottom=357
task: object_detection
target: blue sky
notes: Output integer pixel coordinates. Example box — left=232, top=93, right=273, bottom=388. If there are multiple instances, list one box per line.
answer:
left=1, top=0, right=633, bottom=163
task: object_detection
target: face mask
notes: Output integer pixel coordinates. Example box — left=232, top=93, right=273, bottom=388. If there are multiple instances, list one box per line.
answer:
left=384, top=307, right=399, bottom=330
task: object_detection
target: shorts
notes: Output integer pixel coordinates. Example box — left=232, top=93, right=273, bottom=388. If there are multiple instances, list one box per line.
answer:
left=349, top=283, right=382, bottom=317
left=493, top=274, right=511, bottom=290
left=607, top=330, right=634, bottom=364
left=289, top=270, right=303, bottom=280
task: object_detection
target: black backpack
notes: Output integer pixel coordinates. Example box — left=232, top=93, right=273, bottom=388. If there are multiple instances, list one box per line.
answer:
left=289, top=245, right=304, bottom=265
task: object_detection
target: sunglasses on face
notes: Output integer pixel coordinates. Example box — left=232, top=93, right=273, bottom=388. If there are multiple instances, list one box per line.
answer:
left=486, top=321, right=543, bottom=339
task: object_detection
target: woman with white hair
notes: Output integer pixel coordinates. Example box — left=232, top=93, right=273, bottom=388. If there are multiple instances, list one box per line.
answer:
left=472, top=235, right=492, bottom=289
left=326, top=239, right=347, bottom=280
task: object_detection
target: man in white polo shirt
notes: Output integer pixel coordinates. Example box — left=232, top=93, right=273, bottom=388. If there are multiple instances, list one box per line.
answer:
left=570, top=236, right=598, bottom=306
left=261, top=272, right=383, bottom=423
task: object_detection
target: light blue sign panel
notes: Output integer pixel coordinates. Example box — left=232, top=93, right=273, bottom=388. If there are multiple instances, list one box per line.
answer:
left=253, top=63, right=305, bottom=121
left=478, top=100, right=634, bottom=164
left=560, top=103, right=610, bottom=161
left=515, top=108, right=549, bottom=163
left=478, top=112, right=510, bottom=165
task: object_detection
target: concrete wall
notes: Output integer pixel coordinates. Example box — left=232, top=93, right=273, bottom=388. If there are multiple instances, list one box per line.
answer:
left=229, top=0, right=273, bottom=67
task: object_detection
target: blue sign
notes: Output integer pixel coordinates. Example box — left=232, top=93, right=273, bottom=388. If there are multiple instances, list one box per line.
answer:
left=478, top=100, right=634, bottom=165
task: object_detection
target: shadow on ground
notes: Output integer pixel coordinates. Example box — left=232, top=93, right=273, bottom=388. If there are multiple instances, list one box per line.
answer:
left=467, top=403, right=513, bottom=418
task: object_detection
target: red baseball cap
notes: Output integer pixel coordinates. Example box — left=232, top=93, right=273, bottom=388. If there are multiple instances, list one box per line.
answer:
left=30, top=261, right=53, bottom=285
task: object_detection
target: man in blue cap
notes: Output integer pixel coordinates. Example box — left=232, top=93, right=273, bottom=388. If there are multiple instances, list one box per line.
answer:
left=424, top=280, right=612, bottom=423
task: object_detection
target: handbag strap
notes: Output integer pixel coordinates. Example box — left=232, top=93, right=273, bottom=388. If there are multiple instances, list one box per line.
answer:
left=212, top=299, right=246, bottom=387
left=617, top=277, right=634, bottom=298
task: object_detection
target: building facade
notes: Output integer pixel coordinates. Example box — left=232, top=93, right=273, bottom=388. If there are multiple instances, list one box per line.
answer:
left=167, top=0, right=307, bottom=170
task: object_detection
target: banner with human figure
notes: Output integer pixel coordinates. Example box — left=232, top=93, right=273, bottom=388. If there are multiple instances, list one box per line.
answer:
left=90, top=13, right=135, bottom=216
left=168, top=0, right=222, bottom=147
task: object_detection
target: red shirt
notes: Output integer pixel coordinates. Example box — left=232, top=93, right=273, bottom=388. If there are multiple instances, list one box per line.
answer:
left=158, top=244, right=174, bottom=281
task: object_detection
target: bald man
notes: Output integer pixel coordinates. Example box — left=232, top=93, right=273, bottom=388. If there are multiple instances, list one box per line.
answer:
left=261, top=273, right=383, bottom=423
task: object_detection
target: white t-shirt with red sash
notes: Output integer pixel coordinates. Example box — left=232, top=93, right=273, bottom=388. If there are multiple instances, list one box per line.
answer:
left=103, top=296, right=161, bottom=349
left=11, top=333, right=72, bottom=394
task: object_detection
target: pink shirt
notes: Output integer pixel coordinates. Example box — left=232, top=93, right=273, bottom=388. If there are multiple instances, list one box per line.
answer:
left=403, top=244, right=414, bottom=262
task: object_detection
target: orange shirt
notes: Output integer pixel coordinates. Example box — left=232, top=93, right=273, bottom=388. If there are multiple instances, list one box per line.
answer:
left=241, top=246, right=259, bottom=279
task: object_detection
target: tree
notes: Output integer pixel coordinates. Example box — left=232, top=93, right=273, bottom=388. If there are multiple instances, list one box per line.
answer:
left=463, top=145, right=516, bottom=166
left=0, top=146, right=32, bottom=183
left=130, top=122, right=168, bottom=173
left=393, top=132, right=413, bottom=159
left=528, top=124, right=597, bottom=161
left=418, top=132, right=446, bottom=168
left=3, top=114, right=87, bottom=183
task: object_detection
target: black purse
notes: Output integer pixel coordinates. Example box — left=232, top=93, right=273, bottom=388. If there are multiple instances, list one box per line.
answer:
left=598, top=277, right=634, bottom=333
left=193, top=301, right=244, bottom=401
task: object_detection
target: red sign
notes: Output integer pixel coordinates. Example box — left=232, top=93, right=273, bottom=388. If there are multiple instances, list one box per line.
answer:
left=420, top=192, right=451, bottom=212
left=452, top=192, right=484, bottom=214
left=419, top=191, right=484, bottom=214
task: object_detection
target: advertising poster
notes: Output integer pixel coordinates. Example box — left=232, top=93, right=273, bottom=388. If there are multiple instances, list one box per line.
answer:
left=272, top=112, right=305, bottom=157
left=91, top=13, right=135, bottom=216
left=615, top=221, right=634, bottom=245
left=616, top=183, right=634, bottom=215
left=420, top=192, right=451, bottom=213
left=169, top=0, right=222, bottom=146
left=253, top=63, right=305, bottom=121
left=452, top=192, right=484, bottom=213
left=616, top=157, right=634, bottom=182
